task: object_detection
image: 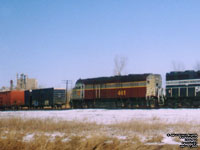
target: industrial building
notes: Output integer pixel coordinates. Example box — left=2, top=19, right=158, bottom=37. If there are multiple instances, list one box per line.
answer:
left=16, top=73, right=38, bottom=90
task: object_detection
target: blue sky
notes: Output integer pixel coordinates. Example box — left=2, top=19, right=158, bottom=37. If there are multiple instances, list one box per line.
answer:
left=1, top=0, right=200, bottom=88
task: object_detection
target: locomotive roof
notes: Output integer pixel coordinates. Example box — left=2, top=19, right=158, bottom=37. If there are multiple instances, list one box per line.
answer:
left=76, top=74, right=151, bottom=84
left=166, top=70, right=200, bottom=81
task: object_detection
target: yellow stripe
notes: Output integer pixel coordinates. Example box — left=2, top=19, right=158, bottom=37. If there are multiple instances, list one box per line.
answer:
left=74, top=86, right=146, bottom=91
left=86, top=80, right=146, bottom=86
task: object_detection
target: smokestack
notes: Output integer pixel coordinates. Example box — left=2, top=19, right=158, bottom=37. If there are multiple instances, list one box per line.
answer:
left=10, top=80, right=13, bottom=91
left=24, top=75, right=27, bottom=90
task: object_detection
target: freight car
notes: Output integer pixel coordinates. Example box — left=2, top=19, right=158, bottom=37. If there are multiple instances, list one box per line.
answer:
left=0, top=90, right=24, bottom=109
left=165, top=70, right=200, bottom=108
left=25, top=88, right=66, bottom=108
left=70, top=74, right=164, bottom=108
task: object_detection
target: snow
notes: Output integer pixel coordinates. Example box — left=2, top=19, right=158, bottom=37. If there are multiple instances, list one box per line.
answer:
left=162, top=135, right=181, bottom=145
left=23, top=133, right=35, bottom=142
left=0, top=109, right=200, bottom=124
left=116, top=136, right=127, bottom=140
left=23, top=132, right=66, bottom=142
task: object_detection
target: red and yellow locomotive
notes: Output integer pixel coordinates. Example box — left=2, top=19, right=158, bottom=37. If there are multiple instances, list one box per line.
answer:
left=71, top=74, right=163, bottom=108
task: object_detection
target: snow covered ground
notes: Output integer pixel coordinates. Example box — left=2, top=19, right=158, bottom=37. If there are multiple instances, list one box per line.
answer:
left=0, top=108, right=200, bottom=124
left=1, top=109, right=200, bottom=147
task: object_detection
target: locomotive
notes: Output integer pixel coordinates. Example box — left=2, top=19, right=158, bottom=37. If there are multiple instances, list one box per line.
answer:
left=70, top=74, right=164, bottom=108
left=166, top=70, right=200, bottom=108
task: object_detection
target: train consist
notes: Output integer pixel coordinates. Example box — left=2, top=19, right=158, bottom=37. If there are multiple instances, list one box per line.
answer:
left=0, top=88, right=66, bottom=109
left=70, top=70, right=200, bottom=108
left=1, top=70, right=200, bottom=109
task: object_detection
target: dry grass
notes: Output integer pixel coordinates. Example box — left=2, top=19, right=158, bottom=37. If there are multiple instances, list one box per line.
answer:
left=0, top=117, right=199, bottom=150
left=0, top=117, right=100, bottom=133
left=107, top=119, right=198, bottom=137
left=146, top=135, right=163, bottom=143
left=108, top=120, right=168, bottom=134
left=0, top=134, right=192, bottom=150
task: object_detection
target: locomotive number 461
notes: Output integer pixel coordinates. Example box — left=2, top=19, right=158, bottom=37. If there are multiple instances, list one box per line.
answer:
left=118, top=90, right=126, bottom=96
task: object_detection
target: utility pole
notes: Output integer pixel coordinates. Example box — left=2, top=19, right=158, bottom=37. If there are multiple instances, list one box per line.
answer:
left=62, top=80, right=72, bottom=104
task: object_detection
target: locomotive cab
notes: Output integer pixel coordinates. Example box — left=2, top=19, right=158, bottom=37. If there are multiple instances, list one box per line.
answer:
left=146, top=74, right=163, bottom=107
left=146, top=74, right=162, bottom=98
left=71, top=83, right=85, bottom=100
left=70, top=82, right=85, bottom=108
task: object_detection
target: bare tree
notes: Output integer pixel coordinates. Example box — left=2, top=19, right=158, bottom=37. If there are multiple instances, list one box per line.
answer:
left=171, top=61, right=185, bottom=71
left=194, top=61, right=200, bottom=71
left=114, top=55, right=127, bottom=76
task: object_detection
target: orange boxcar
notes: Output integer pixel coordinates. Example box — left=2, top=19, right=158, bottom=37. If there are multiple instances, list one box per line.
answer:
left=0, top=91, right=24, bottom=108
